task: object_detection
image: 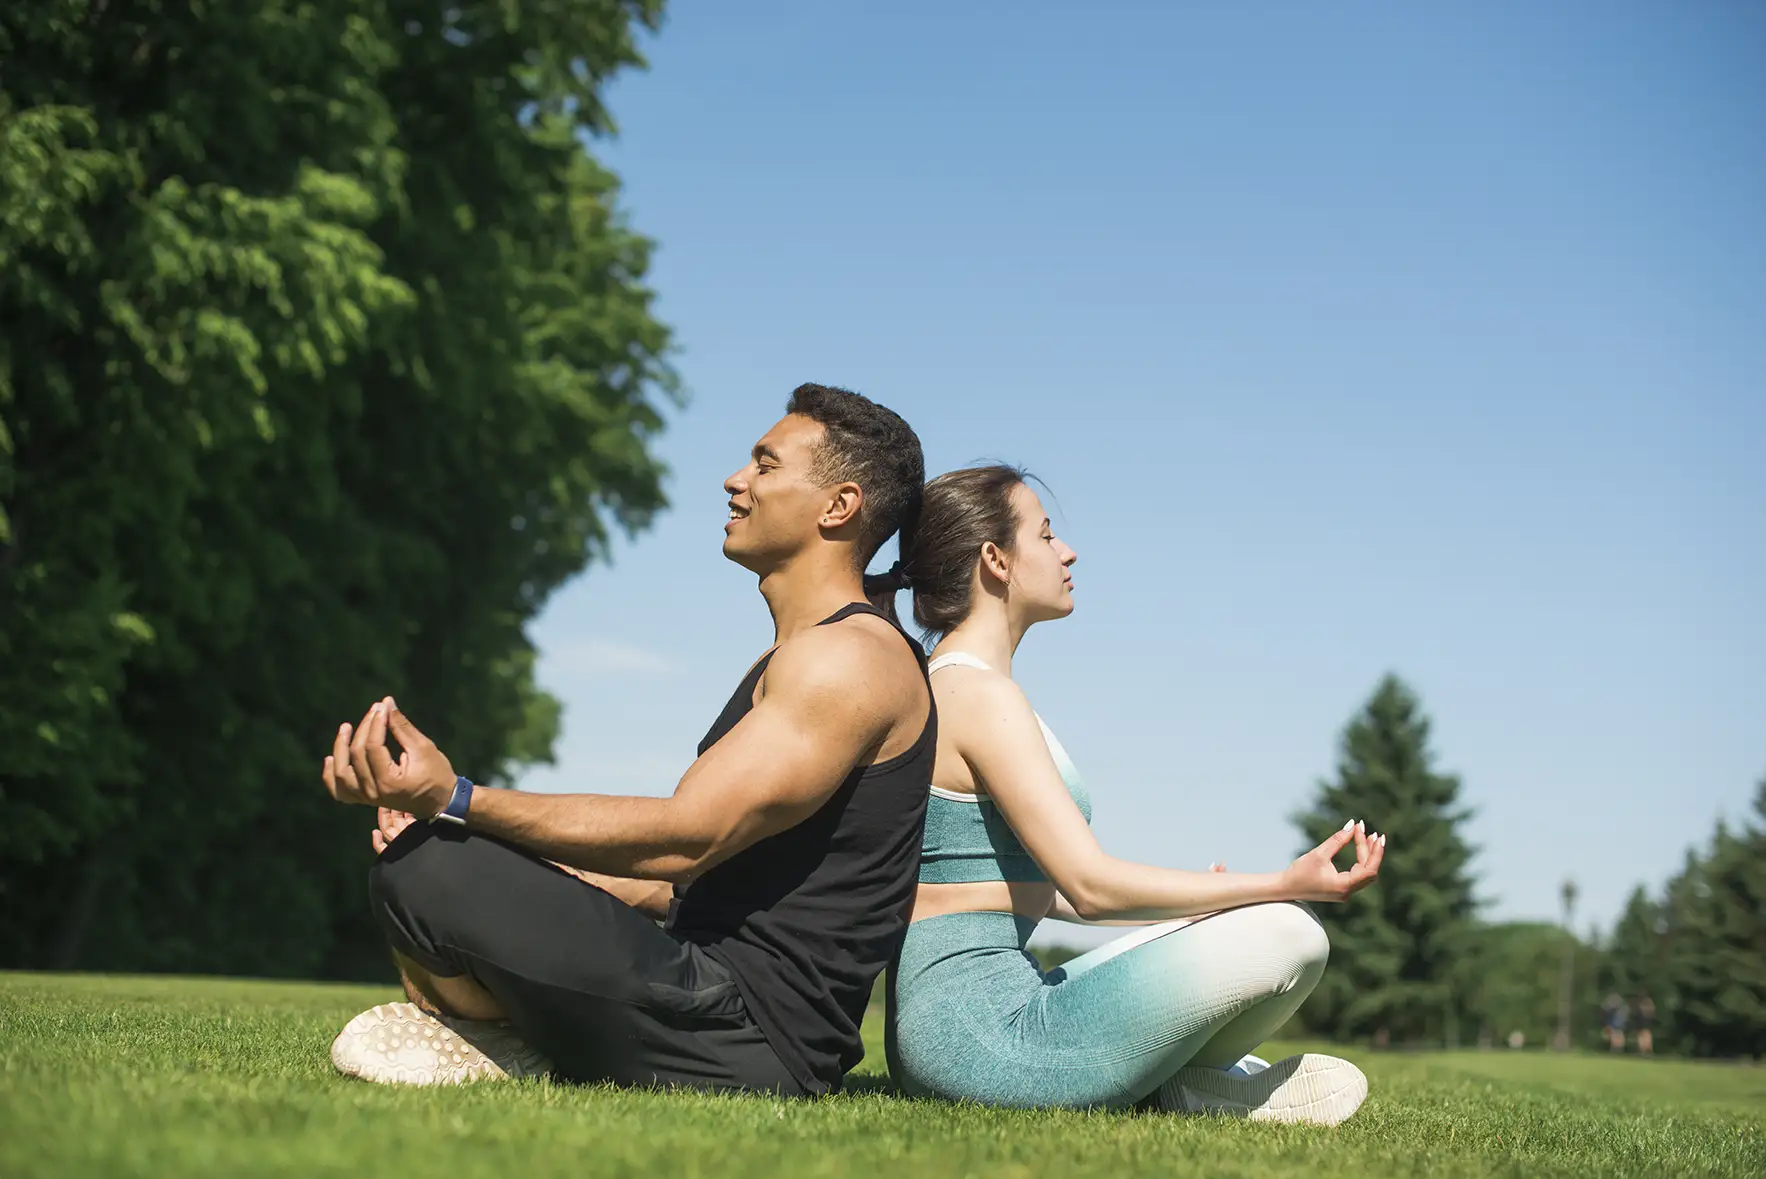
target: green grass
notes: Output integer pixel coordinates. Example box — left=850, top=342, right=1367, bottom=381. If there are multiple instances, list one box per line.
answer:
left=2, top=972, right=1761, bottom=1179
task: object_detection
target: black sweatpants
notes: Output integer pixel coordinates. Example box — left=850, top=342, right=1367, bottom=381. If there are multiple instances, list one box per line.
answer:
left=368, top=823, right=804, bottom=1095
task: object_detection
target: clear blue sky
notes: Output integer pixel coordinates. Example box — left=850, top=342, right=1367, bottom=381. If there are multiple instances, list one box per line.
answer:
left=520, top=1, right=1766, bottom=942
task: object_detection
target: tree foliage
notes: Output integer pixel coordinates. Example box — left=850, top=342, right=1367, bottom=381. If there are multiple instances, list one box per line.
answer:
left=1604, top=885, right=1668, bottom=1004
left=0, top=0, right=675, bottom=978
left=1291, top=675, right=1481, bottom=1045
left=1461, top=921, right=1610, bottom=1051
left=1673, top=781, right=1766, bottom=1057
left=1607, top=779, right=1766, bottom=1058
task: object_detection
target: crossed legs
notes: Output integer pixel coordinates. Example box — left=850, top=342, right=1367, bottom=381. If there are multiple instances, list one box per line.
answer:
left=392, top=950, right=505, bottom=1022
left=361, top=822, right=802, bottom=1093
left=890, top=901, right=1331, bottom=1108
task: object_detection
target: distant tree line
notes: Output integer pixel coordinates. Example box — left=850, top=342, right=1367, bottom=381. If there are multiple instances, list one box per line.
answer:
left=1600, top=785, right=1766, bottom=1059
left=1, top=1, right=675, bottom=979
left=1289, top=675, right=1764, bottom=1060
left=1040, top=676, right=1764, bottom=1061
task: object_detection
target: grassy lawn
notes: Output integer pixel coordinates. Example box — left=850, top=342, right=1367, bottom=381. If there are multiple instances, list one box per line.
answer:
left=2, top=972, right=1761, bottom=1179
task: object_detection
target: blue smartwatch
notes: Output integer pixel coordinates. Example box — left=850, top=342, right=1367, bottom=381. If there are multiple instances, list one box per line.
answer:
left=430, top=776, right=475, bottom=826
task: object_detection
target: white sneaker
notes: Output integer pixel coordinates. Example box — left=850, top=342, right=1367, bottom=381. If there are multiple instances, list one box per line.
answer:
left=330, top=1002, right=553, bottom=1086
left=1224, top=1053, right=1270, bottom=1077
left=1159, top=1052, right=1367, bottom=1126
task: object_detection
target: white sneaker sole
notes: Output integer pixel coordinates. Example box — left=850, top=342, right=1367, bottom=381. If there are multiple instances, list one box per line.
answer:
left=1160, top=1053, right=1368, bottom=1126
left=329, top=1002, right=550, bottom=1086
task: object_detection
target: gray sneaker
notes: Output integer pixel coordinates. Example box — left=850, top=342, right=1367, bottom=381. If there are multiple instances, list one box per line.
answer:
left=330, top=1002, right=552, bottom=1086
left=1158, top=1052, right=1368, bottom=1126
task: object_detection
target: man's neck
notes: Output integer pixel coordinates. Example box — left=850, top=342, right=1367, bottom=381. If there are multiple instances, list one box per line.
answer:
left=757, top=551, right=868, bottom=644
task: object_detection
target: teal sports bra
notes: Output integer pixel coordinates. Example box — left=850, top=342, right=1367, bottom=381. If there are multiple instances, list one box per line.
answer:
left=917, top=652, right=1093, bottom=885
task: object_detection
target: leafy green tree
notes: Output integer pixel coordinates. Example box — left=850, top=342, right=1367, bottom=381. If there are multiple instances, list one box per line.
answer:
left=1292, top=675, right=1480, bottom=1045
left=1463, top=921, right=1610, bottom=1051
left=1, top=0, right=674, bottom=978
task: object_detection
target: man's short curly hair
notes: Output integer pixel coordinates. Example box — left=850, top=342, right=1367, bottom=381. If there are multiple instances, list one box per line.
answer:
left=785, top=383, right=925, bottom=567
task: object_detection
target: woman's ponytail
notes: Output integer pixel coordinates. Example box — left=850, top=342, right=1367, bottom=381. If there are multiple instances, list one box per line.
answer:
left=863, top=484, right=922, bottom=628
left=900, top=465, right=1032, bottom=639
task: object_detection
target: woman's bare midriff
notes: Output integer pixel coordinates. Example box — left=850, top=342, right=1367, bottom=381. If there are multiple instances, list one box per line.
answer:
left=909, top=879, right=1056, bottom=924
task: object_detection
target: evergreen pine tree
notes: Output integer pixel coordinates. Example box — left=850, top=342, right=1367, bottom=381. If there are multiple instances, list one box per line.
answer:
left=1650, top=846, right=1710, bottom=1054
left=1292, top=674, right=1480, bottom=1045
left=1603, top=884, right=1674, bottom=1048
left=1668, top=780, right=1766, bottom=1058
left=1605, top=885, right=1665, bottom=998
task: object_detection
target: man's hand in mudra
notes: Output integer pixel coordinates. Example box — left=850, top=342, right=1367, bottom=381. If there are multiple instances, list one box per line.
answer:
left=321, top=697, right=458, bottom=818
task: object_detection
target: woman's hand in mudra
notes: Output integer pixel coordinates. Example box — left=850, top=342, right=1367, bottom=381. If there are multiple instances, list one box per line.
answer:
left=1281, top=820, right=1385, bottom=903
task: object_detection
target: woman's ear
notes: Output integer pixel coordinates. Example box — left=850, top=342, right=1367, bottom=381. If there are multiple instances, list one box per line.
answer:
left=979, top=540, right=1012, bottom=586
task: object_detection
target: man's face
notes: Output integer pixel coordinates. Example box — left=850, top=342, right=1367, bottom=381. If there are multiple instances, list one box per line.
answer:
left=722, top=414, right=836, bottom=573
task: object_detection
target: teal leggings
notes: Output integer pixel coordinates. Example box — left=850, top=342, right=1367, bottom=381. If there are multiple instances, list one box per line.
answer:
left=885, top=903, right=1328, bottom=1109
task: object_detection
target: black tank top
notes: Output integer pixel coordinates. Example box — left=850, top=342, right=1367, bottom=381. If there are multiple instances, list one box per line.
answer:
left=666, top=603, right=935, bottom=1094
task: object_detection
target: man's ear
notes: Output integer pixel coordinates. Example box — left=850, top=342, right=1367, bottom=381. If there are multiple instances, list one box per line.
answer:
left=819, top=481, right=864, bottom=531
left=979, top=540, right=1012, bottom=586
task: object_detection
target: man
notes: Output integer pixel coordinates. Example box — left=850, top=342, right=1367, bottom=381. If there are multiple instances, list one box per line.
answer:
left=321, top=384, right=932, bottom=1097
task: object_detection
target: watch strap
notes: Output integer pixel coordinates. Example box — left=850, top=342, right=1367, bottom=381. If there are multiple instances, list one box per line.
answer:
left=430, top=776, right=474, bottom=826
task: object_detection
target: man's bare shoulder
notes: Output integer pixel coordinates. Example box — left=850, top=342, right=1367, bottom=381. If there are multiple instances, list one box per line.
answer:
left=764, top=612, right=925, bottom=716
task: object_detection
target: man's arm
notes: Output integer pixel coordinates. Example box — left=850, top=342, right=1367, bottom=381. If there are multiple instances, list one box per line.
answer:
left=328, top=624, right=916, bottom=882
left=460, top=625, right=908, bottom=878
left=371, top=806, right=672, bottom=918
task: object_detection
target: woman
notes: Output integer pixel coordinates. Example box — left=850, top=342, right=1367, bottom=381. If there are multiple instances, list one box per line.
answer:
left=881, top=465, right=1386, bottom=1123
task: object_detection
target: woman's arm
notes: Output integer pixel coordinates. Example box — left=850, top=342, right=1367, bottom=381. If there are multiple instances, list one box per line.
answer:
left=948, top=670, right=1382, bottom=921
left=551, top=867, right=674, bottom=920
left=1046, top=890, right=1166, bottom=926
left=1045, top=862, right=1228, bottom=926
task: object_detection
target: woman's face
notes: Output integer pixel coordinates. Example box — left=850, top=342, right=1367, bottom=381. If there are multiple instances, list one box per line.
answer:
left=1005, top=482, right=1078, bottom=623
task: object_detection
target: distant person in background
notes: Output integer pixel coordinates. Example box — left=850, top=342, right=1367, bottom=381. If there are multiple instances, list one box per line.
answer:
left=1602, top=993, right=1628, bottom=1051
left=882, top=465, right=1385, bottom=1126
left=1635, top=994, right=1656, bottom=1056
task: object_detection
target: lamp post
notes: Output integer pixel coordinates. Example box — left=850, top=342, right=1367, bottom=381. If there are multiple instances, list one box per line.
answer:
left=1554, top=878, right=1578, bottom=1051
